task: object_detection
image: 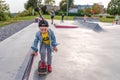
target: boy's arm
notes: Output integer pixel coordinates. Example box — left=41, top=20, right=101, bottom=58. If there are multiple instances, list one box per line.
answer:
left=50, top=30, right=58, bottom=47
left=31, top=32, right=39, bottom=52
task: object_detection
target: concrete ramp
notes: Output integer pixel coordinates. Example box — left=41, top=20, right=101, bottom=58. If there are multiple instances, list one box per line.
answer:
left=73, top=17, right=99, bottom=22
left=77, top=21, right=104, bottom=32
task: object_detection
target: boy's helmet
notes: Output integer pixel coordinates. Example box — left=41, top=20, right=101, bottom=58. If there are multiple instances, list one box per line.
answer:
left=39, top=20, right=49, bottom=27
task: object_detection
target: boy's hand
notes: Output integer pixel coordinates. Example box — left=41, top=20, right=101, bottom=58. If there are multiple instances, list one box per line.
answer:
left=54, top=47, right=58, bottom=52
left=31, top=51, right=38, bottom=56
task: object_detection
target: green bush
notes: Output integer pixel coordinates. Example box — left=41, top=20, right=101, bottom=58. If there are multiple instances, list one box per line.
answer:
left=15, top=9, right=39, bottom=17
left=86, top=13, right=91, bottom=17
left=43, top=10, right=49, bottom=15
left=68, top=13, right=91, bottom=17
left=99, top=15, right=103, bottom=18
left=106, top=15, right=115, bottom=18
left=55, top=10, right=91, bottom=17
left=55, top=10, right=64, bottom=15
left=4, top=14, right=10, bottom=20
left=0, top=13, right=10, bottom=21
left=68, top=13, right=83, bottom=16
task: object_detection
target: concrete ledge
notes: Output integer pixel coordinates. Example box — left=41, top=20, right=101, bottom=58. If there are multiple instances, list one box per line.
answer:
left=15, top=49, right=33, bottom=80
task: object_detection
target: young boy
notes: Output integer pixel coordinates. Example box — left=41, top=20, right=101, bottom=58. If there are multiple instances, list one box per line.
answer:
left=31, top=20, right=58, bottom=72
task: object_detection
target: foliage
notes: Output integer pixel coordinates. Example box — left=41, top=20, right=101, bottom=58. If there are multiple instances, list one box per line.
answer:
left=55, top=10, right=91, bottom=17
left=68, top=13, right=82, bottom=16
left=106, top=15, right=115, bottom=18
left=107, top=0, right=120, bottom=15
left=99, top=16, right=115, bottom=22
left=83, top=8, right=91, bottom=14
left=41, top=5, right=48, bottom=14
left=0, top=0, right=10, bottom=21
left=59, top=0, right=74, bottom=12
left=15, top=7, right=39, bottom=17
left=92, top=3, right=101, bottom=14
left=24, top=0, right=37, bottom=9
left=55, top=10, right=64, bottom=15
left=59, top=0, right=67, bottom=12
left=44, top=0, right=55, bottom=5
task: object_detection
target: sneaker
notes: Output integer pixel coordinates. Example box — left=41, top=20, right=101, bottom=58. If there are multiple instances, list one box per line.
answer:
left=40, top=62, right=46, bottom=69
left=48, top=65, right=52, bottom=72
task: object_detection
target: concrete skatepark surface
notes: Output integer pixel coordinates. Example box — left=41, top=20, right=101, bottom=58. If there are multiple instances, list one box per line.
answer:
left=0, top=20, right=120, bottom=80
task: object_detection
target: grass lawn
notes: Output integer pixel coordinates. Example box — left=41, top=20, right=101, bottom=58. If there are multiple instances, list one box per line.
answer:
left=13, top=15, right=74, bottom=20
left=0, top=14, right=115, bottom=27
left=0, top=15, right=74, bottom=27
left=99, top=17, right=114, bottom=23
left=38, top=15, right=74, bottom=20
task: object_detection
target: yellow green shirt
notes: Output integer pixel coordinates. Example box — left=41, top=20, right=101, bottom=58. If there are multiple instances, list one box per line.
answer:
left=42, top=31, right=50, bottom=45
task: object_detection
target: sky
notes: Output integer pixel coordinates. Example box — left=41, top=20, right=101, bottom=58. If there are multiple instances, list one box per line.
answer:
left=5, top=0, right=111, bottom=13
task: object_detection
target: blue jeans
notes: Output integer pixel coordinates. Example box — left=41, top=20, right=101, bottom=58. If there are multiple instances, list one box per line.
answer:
left=39, top=43, right=52, bottom=65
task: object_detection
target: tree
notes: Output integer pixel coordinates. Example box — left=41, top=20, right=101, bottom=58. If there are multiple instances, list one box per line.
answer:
left=25, top=0, right=48, bottom=15
left=92, top=3, right=101, bottom=14
left=104, top=8, right=107, bottom=13
left=59, top=0, right=67, bottom=12
left=41, top=5, right=47, bottom=14
left=0, top=0, right=10, bottom=21
left=83, top=8, right=91, bottom=14
left=59, top=0, right=74, bottom=12
left=45, top=0, right=55, bottom=5
left=107, top=0, right=120, bottom=15
left=24, top=0, right=37, bottom=10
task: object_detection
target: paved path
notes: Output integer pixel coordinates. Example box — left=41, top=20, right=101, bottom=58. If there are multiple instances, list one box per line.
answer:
left=0, top=20, right=120, bottom=80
